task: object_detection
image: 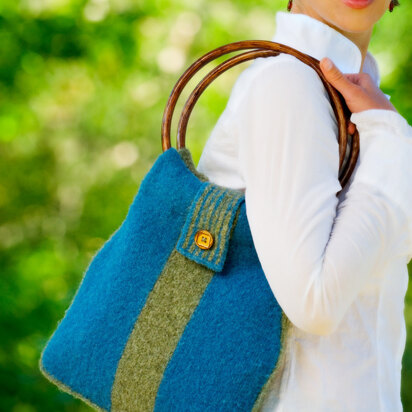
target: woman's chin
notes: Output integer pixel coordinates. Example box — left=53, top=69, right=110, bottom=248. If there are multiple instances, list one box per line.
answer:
left=326, top=0, right=381, bottom=33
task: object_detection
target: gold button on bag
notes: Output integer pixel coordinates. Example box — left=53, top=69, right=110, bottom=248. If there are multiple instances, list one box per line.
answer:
left=194, top=229, right=214, bottom=250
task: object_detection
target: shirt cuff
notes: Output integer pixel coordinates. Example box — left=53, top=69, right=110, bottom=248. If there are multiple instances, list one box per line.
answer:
left=350, top=109, right=412, bottom=260
left=350, top=109, right=412, bottom=141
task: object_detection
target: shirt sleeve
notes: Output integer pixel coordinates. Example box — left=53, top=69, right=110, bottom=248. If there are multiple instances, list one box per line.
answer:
left=228, top=56, right=412, bottom=336
left=349, top=109, right=412, bottom=262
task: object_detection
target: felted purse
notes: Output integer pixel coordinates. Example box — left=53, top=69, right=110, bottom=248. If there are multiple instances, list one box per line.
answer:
left=39, top=40, right=359, bottom=412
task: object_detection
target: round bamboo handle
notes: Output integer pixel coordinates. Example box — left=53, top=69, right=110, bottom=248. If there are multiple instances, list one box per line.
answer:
left=161, top=40, right=359, bottom=191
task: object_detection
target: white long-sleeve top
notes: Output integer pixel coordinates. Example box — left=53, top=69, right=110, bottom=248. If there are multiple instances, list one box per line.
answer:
left=196, top=11, right=412, bottom=412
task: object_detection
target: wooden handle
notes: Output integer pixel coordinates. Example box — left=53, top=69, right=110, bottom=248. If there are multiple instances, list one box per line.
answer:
left=161, top=40, right=359, bottom=191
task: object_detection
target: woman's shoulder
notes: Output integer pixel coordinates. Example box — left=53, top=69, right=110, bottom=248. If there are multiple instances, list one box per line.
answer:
left=225, top=52, right=329, bottom=115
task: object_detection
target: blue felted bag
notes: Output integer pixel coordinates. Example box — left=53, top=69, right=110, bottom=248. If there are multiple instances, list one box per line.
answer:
left=39, top=41, right=358, bottom=412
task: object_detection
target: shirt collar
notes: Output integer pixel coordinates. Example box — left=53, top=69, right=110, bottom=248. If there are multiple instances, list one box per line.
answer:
left=271, top=11, right=381, bottom=87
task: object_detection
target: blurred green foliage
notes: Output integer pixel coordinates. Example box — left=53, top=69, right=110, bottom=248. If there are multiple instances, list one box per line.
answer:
left=0, top=0, right=411, bottom=410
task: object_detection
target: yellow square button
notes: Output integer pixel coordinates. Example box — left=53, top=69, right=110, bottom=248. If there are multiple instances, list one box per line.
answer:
left=194, top=230, right=214, bottom=250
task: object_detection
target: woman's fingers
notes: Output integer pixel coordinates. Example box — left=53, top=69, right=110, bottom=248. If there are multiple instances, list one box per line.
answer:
left=345, top=73, right=363, bottom=86
left=320, top=59, right=357, bottom=135
left=347, top=120, right=356, bottom=135
left=319, top=57, right=397, bottom=114
left=319, top=57, right=358, bottom=100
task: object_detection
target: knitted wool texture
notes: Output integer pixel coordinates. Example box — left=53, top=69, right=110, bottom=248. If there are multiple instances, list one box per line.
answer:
left=39, top=146, right=292, bottom=411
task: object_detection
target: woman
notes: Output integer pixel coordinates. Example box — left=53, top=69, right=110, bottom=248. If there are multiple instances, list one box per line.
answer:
left=197, top=1, right=411, bottom=411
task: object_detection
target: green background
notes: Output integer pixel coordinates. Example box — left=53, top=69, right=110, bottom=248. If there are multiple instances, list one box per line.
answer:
left=1, top=0, right=411, bottom=410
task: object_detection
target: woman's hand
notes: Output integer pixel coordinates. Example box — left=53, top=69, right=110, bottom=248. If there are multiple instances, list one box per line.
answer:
left=319, top=57, right=397, bottom=135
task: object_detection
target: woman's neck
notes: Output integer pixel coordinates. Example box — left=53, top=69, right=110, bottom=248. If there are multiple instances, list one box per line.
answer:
left=290, top=8, right=373, bottom=72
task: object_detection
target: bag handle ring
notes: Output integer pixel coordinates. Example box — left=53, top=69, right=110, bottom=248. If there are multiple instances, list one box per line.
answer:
left=161, top=40, right=359, bottom=190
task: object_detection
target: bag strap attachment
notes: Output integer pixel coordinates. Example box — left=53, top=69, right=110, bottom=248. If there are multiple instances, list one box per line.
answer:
left=176, top=181, right=245, bottom=273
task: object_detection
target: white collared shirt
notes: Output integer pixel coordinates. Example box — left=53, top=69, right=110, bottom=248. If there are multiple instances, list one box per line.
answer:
left=196, top=11, right=412, bottom=412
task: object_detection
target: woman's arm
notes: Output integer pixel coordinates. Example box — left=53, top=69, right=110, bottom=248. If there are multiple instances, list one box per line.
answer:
left=229, top=56, right=412, bottom=336
left=349, top=108, right=412, bottom=264
left=321, top=56, right=412, bottom=262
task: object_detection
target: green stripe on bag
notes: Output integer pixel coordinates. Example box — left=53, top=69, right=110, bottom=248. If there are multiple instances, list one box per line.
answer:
left=110, top=248, right=214, bottom=411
